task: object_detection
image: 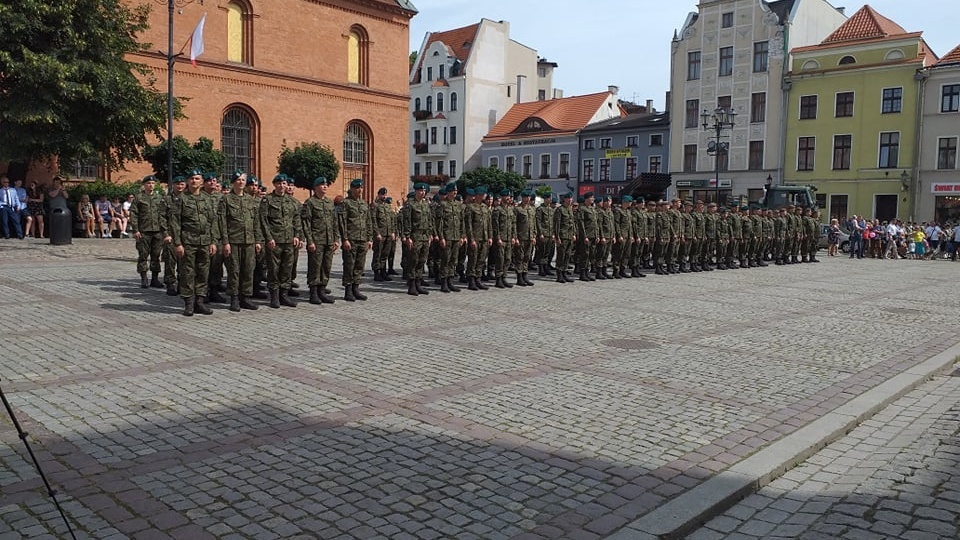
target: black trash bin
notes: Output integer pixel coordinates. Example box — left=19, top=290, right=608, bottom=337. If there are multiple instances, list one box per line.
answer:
left=50, top=207, right=73, bottom=246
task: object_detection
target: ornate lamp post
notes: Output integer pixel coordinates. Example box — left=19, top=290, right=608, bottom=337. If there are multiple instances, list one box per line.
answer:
left=700, top=106, right=737, bottom=205
left=153, top=0, right=204, bottom=182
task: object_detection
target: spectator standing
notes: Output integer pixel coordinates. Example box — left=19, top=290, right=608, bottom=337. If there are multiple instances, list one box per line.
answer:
left=885, top=220, right=901, bottom=259
left=847, top=215, right=863, bottom=259
left=26, top=181, right=45, bottom=238
left=13, top=179, right=31, bottom=238
left=0, top=176, right=24, bottom=239
left=827, top=218, right=841, bottom=256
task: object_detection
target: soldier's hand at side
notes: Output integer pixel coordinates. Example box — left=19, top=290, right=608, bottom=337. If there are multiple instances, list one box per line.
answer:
left=209, top=244, right=217, bottom=256
left=255, top=243, right=262, bottom=254
left=293, top=238, right=302, bottom=249
left=267, top=239, right=276, bottom=250
left=376, top=234, right=382, bottom=241
left=487, top=239, right=492, bottom=246
left=333, top=242, right=340, bottom=252
left=307, top=243, right=316, bottom=253
left=134, top=232, right=142, bottom=240
left=366, top=241, right=373, bottom=250
left=390, top=233, right=396, bottom=241
left=440, top=238, right=446, bottom=248
left=163, top=236, right=172, bottom=244
left=470, top=240, right=477, bottom=248
left=174, top=245, right=184, bottom=258
left=223, top=243, right=232, bottom=257
left=343, top=240, right=352, bottom=251
left=532, top=239, right=537, bottom=246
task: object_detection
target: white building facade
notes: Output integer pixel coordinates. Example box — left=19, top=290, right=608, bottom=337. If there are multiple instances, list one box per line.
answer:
left=409, top=19, right=559, bottom=184
left=916, top=46, right=960, bottom=223
left=668, top=0, right=847, bottom=204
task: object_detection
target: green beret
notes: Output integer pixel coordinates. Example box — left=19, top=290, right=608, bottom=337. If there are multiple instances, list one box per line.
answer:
left=577, top=196, right=584, bottom=203
left=350, top=178, right=363, bottom=189
left=431, top=193, right=440, bottom=202
left=622, top=195, right=633, bottom=203
left=172, top=175, right=186, bottom=183
left=635, top=197, right=645, bottom=203
left=445, top=182, right=458, bottom=192
left=313, top=176, right=330, bottom=187
left=475, top=186, right=487, bottom=195
left=141, top=175, right=157, bottom=183
left=377, top=187, right=388, bottom=195
left=684, top=200, right=693, bottom=207
left=740, top=205, right=749, bottom=211
left=465, top=187, right=476, bottom=196
left=437, top=185, right=447, bottom=195
left=561, top=192, right=573, bottom=199
left=583, top=191, right=595, bottom=199
left=273, top=174, right=287, bottom=184
left=551, top=196, right=558, bottom=203
left=407, top=191, right=415, bottom=199
left=232, top=170, right=245, bottom=180
left=203, top=173, right=218, bottom=181
left=188, top=169, right=203, bottom=177
left=499, top=188, right=511, bottom=197
left=385, top=197, right=392, bottom=203
left=246, top=177, right=258, bottom=186
left=414, top=182, right=429, bottom=191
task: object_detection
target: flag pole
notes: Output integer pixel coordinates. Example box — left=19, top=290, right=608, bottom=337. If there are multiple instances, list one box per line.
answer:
left=166, top=0, right=174, bottom=187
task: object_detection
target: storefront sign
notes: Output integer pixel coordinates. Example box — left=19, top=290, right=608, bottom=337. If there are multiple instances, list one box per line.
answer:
left=578, top=183, right=625, bottom=197
left=931, top=182, right=960, bottom=193
left=604, top=148, right=632, bottom=159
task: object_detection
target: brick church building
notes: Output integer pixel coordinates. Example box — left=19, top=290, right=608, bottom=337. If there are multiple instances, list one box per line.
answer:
left=6, top=0, right=416, bottom=201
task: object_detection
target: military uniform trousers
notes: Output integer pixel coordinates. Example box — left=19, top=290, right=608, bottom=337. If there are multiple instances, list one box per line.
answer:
left=495, top=242, right=513, bottom=278
left=341, top=240, right=368, bottom=286
left=701, top=238, right=716, bottom=265
left=163, top=243, right=179, bottom=285
left=513, top=239, right=533, bottom=272
left=654, top=239, right=668, bottom=266
left=467, top=241, right=489, bottom=278
left=307, top=244, right=336, bottom=288
left=612, top=240, right=629, bottom=269
left=289, top=246, right=300, bottom=284
left=556, top=238, right=574, bottom=272
left=226, top=244, right=256, bottom=297
left=208, top=246, right=224, bottom=290
left=404, top=239, right=429, bottom=280
left=266, top=243, right=296, bottom=290
left=371, top=236, right=387, bottom=271
left=535, top=239, right=555, bottom=267
left=136, top=232, right=163, bottom=274
left=178, top=244, right=211, bottom=299
left=577, top=239, right=594, bottom=270
left=441, top=240, right=461, bottom=279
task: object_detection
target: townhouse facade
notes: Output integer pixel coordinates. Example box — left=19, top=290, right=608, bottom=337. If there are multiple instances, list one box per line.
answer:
left=668, top=0, right=847, bottom=205
left=479, top=90, right=623, bottom=194
left=578, top=112, right=671, bottom=199
left=409, top=19, right=560, bottom=185
left=783, top=5, right=937, bottom=222
left=916, top=45, right=960, bottom=223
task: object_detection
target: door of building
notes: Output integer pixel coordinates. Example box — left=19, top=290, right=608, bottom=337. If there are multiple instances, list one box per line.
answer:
left=874, top=194, right=898, bottom=222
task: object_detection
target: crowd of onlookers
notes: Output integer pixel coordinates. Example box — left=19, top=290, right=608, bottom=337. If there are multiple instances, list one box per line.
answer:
left=827, top=215, right=957, bottom=261
left=0, top=175, right=135, bottom=240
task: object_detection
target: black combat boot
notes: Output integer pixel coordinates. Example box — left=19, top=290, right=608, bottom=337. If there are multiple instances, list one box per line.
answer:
left=440, top=278, right=451, bottom=292
left=388, top=264, right=398, bottom=276
left=166, top=282, right=179, bottom=296
left=150, top=272, right=164, bottom=288
left=416, top=281, right=429, bottom=295
left=194, top=297, right=213, bottom=315
left=522, top=273, right=534, bottom=286
left=447, top=277, right=461, bottom=292
left=468, top=277, right=479, bottom=290
left=564, top=271, right=576, bottom=283
left=344, top=285, right=356, bottom=302
left=309, top=286, right=322, bottom=304
left=544, top=264, right=555, bottom=276
left=253, top=284, right=268, bottom=299
left=140, top=272, right=149, bottom=288
left=555, top=271, right=565, bottom=283
left=580, top=269, right=592, bottom=281
left=208, top=288, right=226, bottom=304
left=183, top=297, right=194, bottom=317
left=514, top=273, right=526, bottom=286
left=382, top=270, right=393, bottom=282
left=280, top=289, right=297, bottom=307
left=810, top=256, right=820, bottom=263
left=229, top=295, right=241, bottom=312
left=352, top=284, right=367, bottom=301
left=407, top=279, right=419, bottom=296
left=476, top=277, right=489, bottom=290
left=495, top=276, right=506, bottom=288
left=503, top=275, right=514, bottom=288
left=538, top=264, right=546, bottom=276
left=758, top=259, right=768, bottom=267
left=374, top=269, right=384, bottom=282
left=239, top=295, right=258, bottom=310
left=269, top=289, right=281, bottom=308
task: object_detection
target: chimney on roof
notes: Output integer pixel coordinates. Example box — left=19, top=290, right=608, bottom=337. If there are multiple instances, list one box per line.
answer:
left=836, top=6, right=845, bottom=15
left=646, top=99, right=654, bottom=112
left=608, top=85, right=619, bottom=96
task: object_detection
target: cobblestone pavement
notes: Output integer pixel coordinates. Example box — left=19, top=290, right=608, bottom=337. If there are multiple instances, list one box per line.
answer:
left=0, top=237, right=956, bottom=540
left=689, top=372, right=960, bottom=540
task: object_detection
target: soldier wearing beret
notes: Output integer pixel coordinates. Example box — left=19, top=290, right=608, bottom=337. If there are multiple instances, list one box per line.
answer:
left=535, top=190, right=556, bottom=277
left=301, top=177, right=338, bottom=304
left=513, top=191, right=537, bottom=286
left=435, top=182, right=464, bottom=293
left=679, top=200, right=695, bottom=272
left=611, top=195, right=633, bottom=278
left=130, top=175, right=165, bottom=289
left=692, top=200, right=707, bottom=271
left=202, top=173, right=227, bottom=303
left=491, top=189, right=517, bottom=288
left=463, top=186, right=492, bottom=291
left=261, top=174, right=302, bottom=308
left=339, top=179, right=374, bottom=301
left=575, top=192, right=599, bottom=281
left=628, top=198, right=648, bottom=277
left=399, top=183, right=432, bottom=296
left=371, top=186, right=393, bottom=282
left=219, top=171, right=262, bottom=311
left=170, top=169, right=221, bottom=316
left=553, top=192, right=577, bottom=283
left=161, top=175, right=187, bottom=296
left=283, top=178, right=304, bottom=295
left=701, top=202, right=718, bottom=271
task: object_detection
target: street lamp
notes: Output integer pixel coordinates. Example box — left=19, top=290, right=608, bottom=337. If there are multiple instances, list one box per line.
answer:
left=154, top=0, right=204, bottom=184
left=701, top=106, right=737, bottom=204
left=900, top=170, right=910, bottom=191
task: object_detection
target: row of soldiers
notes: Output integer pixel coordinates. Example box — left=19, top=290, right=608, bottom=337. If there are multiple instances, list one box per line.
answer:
left=128, top=170, right=390, bottom=316
left=406, top=182, right=822, bottom=290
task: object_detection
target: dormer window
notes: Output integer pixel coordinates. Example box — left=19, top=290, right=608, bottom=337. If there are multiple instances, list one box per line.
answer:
left=839, top=55, right=856, bottom=65
left=524, top=120, right=543, bottom=131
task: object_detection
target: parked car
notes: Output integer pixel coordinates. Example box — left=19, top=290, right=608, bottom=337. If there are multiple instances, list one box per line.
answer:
left=819, top=224, right=850, bottom=253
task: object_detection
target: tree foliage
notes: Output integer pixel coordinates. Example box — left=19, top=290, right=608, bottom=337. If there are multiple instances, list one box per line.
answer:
left=66, top=179, right=141, bottom=204
left=0, top=0, right=175, bottom=167
left=141, top=136, right=225, bottom=182
left=456, top=167, right=526, bottom=195
left=277, top=142, right=341, bottom=190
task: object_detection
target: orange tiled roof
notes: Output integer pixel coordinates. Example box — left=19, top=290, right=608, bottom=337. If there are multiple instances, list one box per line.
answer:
left=416, top=23, right=480, bottom=74
left=484, top=92, right=615, bottom=139
left=822, top=5, right=906, bottom=44
left=937, top=44, right=960, bottom=66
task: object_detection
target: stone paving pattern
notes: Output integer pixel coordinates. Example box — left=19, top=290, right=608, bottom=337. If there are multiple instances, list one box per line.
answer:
left=0, top=237, right=956, bottom=539
left=689, top=372, right=960, bottom=540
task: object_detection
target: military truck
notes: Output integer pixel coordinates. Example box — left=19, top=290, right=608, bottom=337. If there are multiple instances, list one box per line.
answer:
left=758, top=183, right=818, bottom=211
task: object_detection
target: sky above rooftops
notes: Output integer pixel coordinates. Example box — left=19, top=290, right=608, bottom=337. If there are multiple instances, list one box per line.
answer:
left=409, top=0, right=958, bottom=111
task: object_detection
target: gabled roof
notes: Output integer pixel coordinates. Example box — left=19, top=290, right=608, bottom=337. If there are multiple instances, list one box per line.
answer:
left=821, top=5, right=906, bottom=44
left=484, top=92, right=618, bottom=140
left=764, top=0, right=797, bottom=25
left=415, top=23, right=480, bottom=75
left=937, top=44, right=960, bottom=66
left=580, top=112, right=670, bottom=134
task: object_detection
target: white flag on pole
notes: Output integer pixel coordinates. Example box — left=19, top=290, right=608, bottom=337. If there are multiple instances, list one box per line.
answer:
left=189, top=14, right=206, bottom=67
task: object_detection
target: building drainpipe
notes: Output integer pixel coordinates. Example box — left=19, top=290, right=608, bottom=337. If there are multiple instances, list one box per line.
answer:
left=912, top=68, right=928, bottom=222
left=777, top=21, right=790, bottom=188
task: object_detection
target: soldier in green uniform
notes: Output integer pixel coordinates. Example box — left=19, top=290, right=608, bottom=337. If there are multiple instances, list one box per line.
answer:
left=535, top=192, right=556, bottom=276
left=513, top=190, right=537, bottom=286
left=283, top=179, right=303, bottom=296
left=492, top=189, right=517, bottom=288
left=629, top=198, right=648, bottom=277
left=400, top=183, right=433, bottom=296
left=592, top=196, right=612, bottom=279
left=773, top=207, right=787, bottom=265
left=691, top=200, right=706, bottom=272
left=338, top=178, right=373, bottom=301
left=463, top=187, right=492, bottom=291
left=436, top=182, right=465, bottom=293
left=385, top=197, right=399, bottom=276
left=642, top=200, right=657, bottom=271
left=653, top=200, right=671, bottom=275
left=611, top=195, right=633, bottom=278
left=371, top=186, right=392, bottom=282
left=791, top=205, right=804, bottom=263
left=428, top=192, right=443, bottom=283
left=680, top=200, right=695, bottom=272
left=219, top=171, right=262, bottom=312
left=161, top=175, right=186, bottom=296
left=130, top=175, right=165, bottom=289
left=727, top=205, right=742, bottom=269
left=761, top=208, right=775, bottom=264
left=716, top=207, right=731, bottom=269
left=261, top=175, right=302, bottom=308
left=202, top=173, right=227, bottom=303
left=702, top=202, right=718, bottom=271
left=301, top=176, right=338, bottom=304
left=552, top=192, right=577, bottom=283
left=576, top=192, right=599, bottom=281
left=170, top=169, right=221, bottom=316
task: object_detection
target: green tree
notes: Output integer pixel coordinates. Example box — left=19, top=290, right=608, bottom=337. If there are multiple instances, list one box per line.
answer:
left=0, top=0, right=176, bottom=168
left=457, top=167, right=526, bottom=196
left=277, top=142, right=341, bottom=190
left=141, top=136, right=225, bottom=182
